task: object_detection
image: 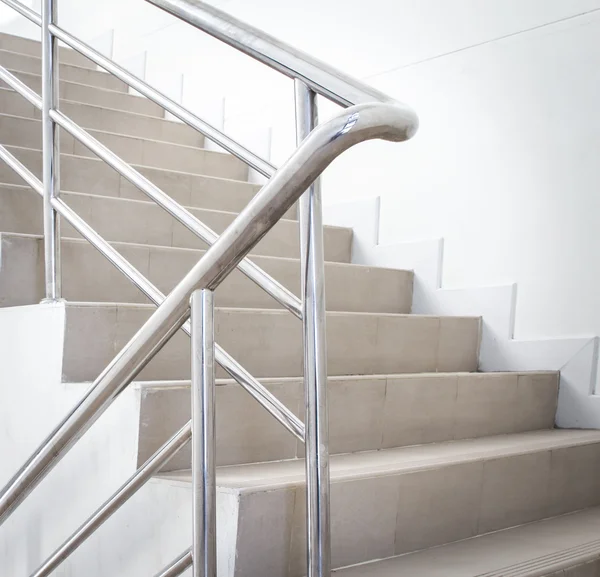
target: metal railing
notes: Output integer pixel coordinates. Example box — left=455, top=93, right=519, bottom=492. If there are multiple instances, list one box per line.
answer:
left=0, top=1, right=418, bottom=576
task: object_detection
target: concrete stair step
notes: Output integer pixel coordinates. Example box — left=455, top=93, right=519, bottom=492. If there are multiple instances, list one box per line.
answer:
left=1, top=69, right=163, bottom=116
left=130, top=371, right=557, bottom=471
left=0, top=31, right=96, bottom=69
left=0, top=233, right=410, bottom=313
left=0, top=87, right=205, bottom=147
left=0, top=112, right=246, bottom=179
left=0, top=48, right=128, bottom=92
left=61, top=302, right=480, bottom=381
left=335, top=506, right=600, bottom=577
left=155, top=429, right=600, bottom=577
left=0, top=185, right=348, bottom=260
left=0, top=148, right=265, bottom=214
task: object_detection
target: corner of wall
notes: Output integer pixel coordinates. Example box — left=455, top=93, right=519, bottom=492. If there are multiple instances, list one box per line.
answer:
left=323, top=196, right=599, bottom=429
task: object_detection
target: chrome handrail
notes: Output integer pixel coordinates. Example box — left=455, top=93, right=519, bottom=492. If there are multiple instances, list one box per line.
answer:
left=0, top=1, right=418, bottom=576
left=146, top=0, right=395, bottom=107
left=0, top=97, right=415, bottom=526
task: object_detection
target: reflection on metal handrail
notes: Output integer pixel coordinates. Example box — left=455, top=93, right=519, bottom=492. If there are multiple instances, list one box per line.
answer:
left=146, top=0, right=396, bottom=108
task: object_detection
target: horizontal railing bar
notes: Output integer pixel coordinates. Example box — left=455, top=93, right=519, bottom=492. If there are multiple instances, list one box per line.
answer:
left=54, top=199, right=305, bottom=440
left=0, top=100, right=417, bottom=528
left=1, top=0, right=41, bottom=26
left=30, top=422, right=192, bottom=577
left=48, top=23, right=276, bottom=179
left=0, top=143, right=43, bottom=194
left=146, top=0, right=395, bottom=108
left=0, top=64, right=42, bottom=108
left=50, top=108, right=302, bottom=319
left=153, top=549, right=192, bottom=577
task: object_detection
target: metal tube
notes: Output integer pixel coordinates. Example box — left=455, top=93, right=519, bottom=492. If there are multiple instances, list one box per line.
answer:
left=48, top=23, right=275, bottom=179
left=0, top=0, right=41, bottom=25
left=30, top=422, right=192, bottom=577
left=191, top=290, right=217, bottom=577
left=52, top=197, right=305, bottom=441
left=0, top=144, right=43, bottom=195
left=0, top=64, right=42, bottom=109
left=153, top=549, right=193, bottom=577
left=295, top=79, right=331, bottom=577
left=145, top=0, right=396, bottom=107
left=50, top=108, right=301, bottom=319
left=0, top=100, right=417, bottom=525
left=41, top=0, right=61, bottom=301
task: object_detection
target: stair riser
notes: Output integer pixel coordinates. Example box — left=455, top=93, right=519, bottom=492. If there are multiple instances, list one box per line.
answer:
left=136, top=372, right=557, bottom=470
left=0, top=32, right=95, bottom=69
left=0, top=71, right=163, bottom=116
left=0, top=113, right=246, bottom=180
left=0, top=87, right=205, bottom=147
left=222, top=442, right=600, bottom=577
left=0, top=186, right=349, bottom=261
left=0, top=234, right=411, bottom=313
left=0, top=49, right=128, bottom=92
left=0, top=148, right=263, bottom=214
left=62, top=304, right=480, bottom=381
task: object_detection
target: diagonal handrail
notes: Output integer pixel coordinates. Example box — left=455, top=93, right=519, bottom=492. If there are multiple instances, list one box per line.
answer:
left=0, top=100, right=417, bottom=526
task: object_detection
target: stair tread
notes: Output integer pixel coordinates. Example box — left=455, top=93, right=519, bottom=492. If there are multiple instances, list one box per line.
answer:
left=0, top=109, right=217, bottom=152
left=129, top=370, right=557, bottom=390
left=156, top=429, right=600, bottom=490
left=0, top=32, right=96, bottom=69
left=0, top=95, right=199, bottom=133
left=64, top=300, right=475, bottom=319
left=2, top=68, right=143, bottom=96
left=334, top=506, right=600, bottom=576
left=0, top=146, right=258, bottom=188
left=0, top=47, right=123, bottom=87
left=1, top=230, right=406, bottom=272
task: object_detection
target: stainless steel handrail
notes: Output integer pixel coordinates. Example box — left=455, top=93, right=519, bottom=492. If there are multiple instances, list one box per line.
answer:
left=146, top=0, right=396, bottom=108
left=0, top=2, right=418, bottom=576
left=154, top=549, right=193, bottom=577
left=1, top=0, right=40, bottom=25
left=0, top=100, right=416, bottom=524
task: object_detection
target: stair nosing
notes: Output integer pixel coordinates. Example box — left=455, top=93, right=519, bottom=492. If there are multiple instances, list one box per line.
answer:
left=1, top=68, right=153, bottom=97
left=1, top=230, right=411, bottom=273
left=0, top=109, right=226, bottom=154
left=0, top=46, right=117, bottom=76
left=0, top=144, right=262, bottom=187
left=154, top=430, right=600, bottom=491
left=332, top=507, right=600, bottom=577
left=63, top=300, right=474, bottom=319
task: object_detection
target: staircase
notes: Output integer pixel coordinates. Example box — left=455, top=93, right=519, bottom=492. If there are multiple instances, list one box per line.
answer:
left=0, top=20, right=600, bottom=577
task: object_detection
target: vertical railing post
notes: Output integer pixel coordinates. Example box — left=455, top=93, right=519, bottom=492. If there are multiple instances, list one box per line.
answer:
left=294, top=79, right=331, bottom=577
left=41, top=0, right=61, bottom=301
left=190, top=289, right=217, bottom=577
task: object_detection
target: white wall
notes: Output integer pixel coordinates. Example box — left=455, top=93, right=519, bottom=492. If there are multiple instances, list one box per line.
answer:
left=2, top=0, right=599, bottom=376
